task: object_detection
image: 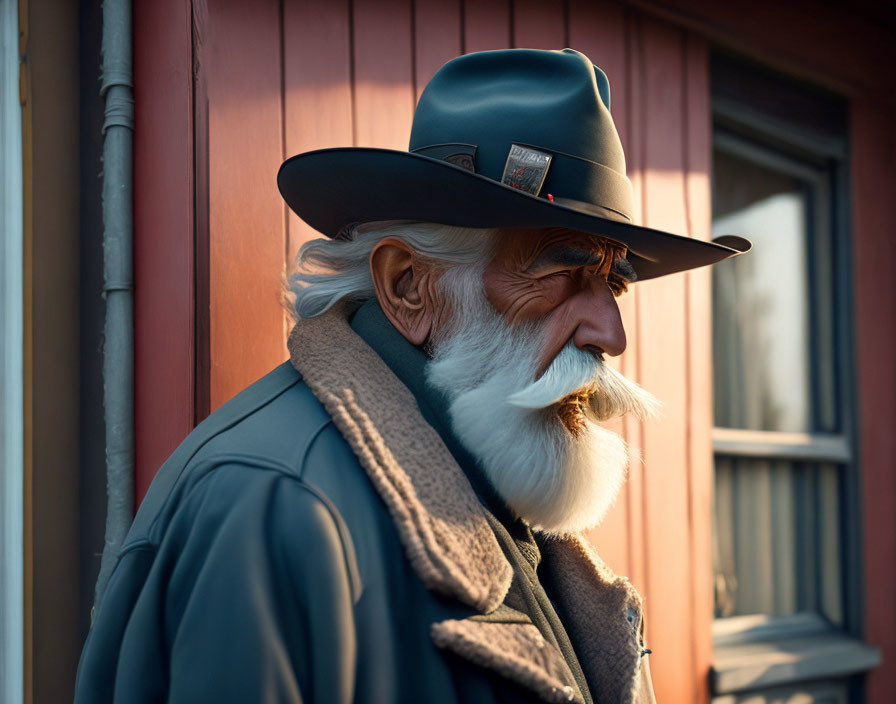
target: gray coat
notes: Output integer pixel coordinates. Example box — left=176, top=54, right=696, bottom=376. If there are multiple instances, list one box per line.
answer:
left=75, top=303, right=656, bottom=704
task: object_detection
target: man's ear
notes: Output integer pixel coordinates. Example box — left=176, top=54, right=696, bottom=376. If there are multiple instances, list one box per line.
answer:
left=369, top=238, right=439, bottom=347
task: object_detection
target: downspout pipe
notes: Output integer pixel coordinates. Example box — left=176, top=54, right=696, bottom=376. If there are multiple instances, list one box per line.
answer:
left=93, top=0, right=134, bottom=614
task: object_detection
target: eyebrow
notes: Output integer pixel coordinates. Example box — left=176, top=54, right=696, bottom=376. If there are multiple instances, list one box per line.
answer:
left=612, top=257, right=637, bottom=282
left=526, top=246, right=638, bottom=283
left=526, top=246, right=605, bottom=272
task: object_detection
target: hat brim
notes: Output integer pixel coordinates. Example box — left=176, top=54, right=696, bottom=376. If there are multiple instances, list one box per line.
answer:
left=277, top=147, right=751, bottom=281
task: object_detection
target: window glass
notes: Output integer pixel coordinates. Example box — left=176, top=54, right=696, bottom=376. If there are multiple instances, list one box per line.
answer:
left=713, top=457, right=842, bottom=624
left=712, top=148, right=812, bottom=433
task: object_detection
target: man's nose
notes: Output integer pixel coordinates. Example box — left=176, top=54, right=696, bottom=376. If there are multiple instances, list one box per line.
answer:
left=571, top=279, right=627, bottom=358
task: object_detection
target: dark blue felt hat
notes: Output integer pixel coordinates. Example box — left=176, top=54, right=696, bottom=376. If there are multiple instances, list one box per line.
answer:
left=277, top=48, right=750, bottom=280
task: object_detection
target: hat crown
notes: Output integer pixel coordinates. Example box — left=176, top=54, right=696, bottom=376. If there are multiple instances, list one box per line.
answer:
left=409, top=49, right=627, bottom=183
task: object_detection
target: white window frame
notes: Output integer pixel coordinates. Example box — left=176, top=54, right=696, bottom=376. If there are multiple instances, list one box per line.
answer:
left=0, top=0, right=24, bottom=702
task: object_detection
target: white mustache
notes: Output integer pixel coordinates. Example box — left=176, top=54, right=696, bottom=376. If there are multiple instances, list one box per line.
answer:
left=507, top=342, right=661, bottom=421
left=507, top=343, right=595, bottom=408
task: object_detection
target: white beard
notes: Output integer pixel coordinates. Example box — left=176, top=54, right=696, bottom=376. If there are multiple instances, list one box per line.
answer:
left=426, top=268, right=660, bottom=536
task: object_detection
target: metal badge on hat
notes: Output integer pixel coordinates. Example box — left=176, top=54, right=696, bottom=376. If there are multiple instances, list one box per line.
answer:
left=501, top=144, right=552, bottom=196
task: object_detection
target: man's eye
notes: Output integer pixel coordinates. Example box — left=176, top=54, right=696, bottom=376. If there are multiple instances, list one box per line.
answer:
left=542, top=270, right=572, bottom=280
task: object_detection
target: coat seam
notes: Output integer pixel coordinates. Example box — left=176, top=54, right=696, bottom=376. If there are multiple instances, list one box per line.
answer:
left=136, top=367, right=304, bottom=543
left=129, top=455, right=362, bottom=601
left=296, top=416, right=336, bottom=480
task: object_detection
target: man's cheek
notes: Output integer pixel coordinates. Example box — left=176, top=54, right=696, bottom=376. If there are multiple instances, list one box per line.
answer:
left=533, top=311, right=581, bottom=378
left=484, top=266, right=563, bottom=317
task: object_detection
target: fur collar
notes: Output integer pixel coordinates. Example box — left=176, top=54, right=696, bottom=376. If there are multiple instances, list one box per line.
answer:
left=288, top=305, right=652, bottom=704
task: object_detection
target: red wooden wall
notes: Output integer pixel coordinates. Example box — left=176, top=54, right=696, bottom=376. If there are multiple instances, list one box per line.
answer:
left=133, top=1, right=896, bottom=702
left=133, top=0, right=195, bottom=515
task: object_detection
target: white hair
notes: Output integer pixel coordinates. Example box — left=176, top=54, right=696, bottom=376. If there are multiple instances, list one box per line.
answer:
left=289, top=221, right=498, bottom=319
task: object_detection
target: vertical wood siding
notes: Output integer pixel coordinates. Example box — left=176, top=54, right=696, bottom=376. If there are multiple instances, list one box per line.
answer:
left=139, top=2, right=715, bottom=700
left=282, top=0, right=354, bottom=269
left=202, top=0, right=287, bottom=411
left=133, top=0, right=195, bottom=502
left=682, top=37, right=714, bottom=704
left=852, top=99, right=896, bottom=704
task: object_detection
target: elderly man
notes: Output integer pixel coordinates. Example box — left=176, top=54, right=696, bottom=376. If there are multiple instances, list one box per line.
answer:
left=76, top=49, right=748, bottom=703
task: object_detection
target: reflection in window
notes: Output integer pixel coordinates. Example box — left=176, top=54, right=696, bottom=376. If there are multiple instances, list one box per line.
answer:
left=714, top=458, right=842, bottom=624
left=712, top=149, right=811, bottom=434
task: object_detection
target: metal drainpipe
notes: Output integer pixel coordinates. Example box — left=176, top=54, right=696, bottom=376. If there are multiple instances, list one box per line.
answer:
left=93, top=0, right=134, bottom=615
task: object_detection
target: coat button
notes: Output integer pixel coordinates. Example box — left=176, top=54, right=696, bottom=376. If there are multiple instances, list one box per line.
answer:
left=562, top=685, right=575, bottom=701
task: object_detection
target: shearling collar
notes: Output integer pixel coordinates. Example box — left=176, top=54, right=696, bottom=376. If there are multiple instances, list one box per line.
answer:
left=348, top=299, right=521, bottom=530
left=288, top=305, right=653, bottom=704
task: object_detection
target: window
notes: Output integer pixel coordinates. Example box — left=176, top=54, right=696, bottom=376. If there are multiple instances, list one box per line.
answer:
left=708, top=53, right=879, bottom=701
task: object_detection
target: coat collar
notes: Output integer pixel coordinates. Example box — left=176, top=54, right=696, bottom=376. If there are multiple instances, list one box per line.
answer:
left=288, top=303, right=513, bottom=613
left=288, top=305, right=652, bottom=704
left=348, top=299, right=521, bottom=529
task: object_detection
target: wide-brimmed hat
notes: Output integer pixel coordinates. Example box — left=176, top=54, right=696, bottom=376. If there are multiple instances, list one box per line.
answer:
left=277, top=48, right=750, bottom=280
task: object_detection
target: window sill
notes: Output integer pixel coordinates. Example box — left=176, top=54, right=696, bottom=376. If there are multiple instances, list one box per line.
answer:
left=710, top=613, right=882, bottom=695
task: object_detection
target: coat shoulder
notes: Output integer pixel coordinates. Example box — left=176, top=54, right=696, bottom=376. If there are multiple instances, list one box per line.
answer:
left=77, top=454, right=362, bottom=704
left=125, top=361, right=351, bottom=550
left=79, top=363, right=376, bottom=700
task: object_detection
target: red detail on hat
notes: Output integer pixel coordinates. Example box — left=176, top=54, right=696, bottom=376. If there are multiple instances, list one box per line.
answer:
left=546, top=193, right=554, bottom=202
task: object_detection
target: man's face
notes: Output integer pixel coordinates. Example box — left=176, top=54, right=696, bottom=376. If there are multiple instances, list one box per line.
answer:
left=425, top=227, right=656, bottom=534
left=481, top=228, right=631, bottom=377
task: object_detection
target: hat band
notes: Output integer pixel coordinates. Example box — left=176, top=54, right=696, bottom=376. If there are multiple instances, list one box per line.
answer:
left=412, top=142, right=634, bottom=223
